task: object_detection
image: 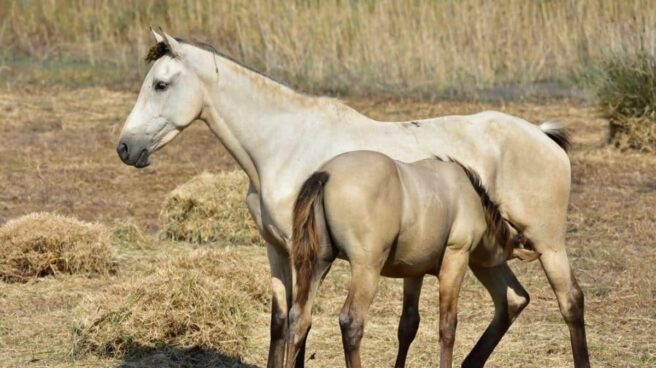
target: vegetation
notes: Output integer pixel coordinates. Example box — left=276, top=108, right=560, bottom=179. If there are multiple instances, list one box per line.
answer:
left=1, top=89, right=655, bottom=367
left=72, top=248, right=270, bottom=360
left=0, top=212, right=115, bottom=283
left=2, top=0, right=655, bottom=98
left=159, top=171, right=262, bottom=245
left=590, top=50, right=656, bottom=150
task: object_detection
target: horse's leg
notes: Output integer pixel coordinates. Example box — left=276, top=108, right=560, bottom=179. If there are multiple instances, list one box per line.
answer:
left=394, top=276, right=424, bottom=368
left=246, top=186, right=293, bottom=368
left=539, top=248, right=590, bottom=367
left=339, top=265, right=382, bottom=368
left=524, top=201, right=589, bottom=367
left=437, top=248, right=469, bottom=368
left=266, top=244, right=292, bottom=368
left=461, top=262, right=530, bottom=367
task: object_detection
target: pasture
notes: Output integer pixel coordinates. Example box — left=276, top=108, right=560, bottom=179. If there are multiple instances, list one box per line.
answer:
left=0, top=87, right=654, bottom=367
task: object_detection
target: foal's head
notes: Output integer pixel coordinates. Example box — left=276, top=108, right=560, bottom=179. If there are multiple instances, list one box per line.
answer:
left=117, top=30, right=213, bottom=168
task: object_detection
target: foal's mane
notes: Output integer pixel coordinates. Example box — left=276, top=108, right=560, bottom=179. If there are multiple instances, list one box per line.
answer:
left=435, top=156, right=539, bottom=262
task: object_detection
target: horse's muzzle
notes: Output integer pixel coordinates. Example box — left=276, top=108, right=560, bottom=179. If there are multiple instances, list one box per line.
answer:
left=116, top=139, right=150, bottom=168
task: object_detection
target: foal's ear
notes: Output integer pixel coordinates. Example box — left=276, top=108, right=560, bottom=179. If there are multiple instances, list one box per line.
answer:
left=150, top=27, right=164, bottom=43
left=161, top=31, right=182, bottom=57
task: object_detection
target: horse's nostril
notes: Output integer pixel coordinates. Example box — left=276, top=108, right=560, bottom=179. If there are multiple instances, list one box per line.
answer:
left=117, top=142, right=129, bottom=161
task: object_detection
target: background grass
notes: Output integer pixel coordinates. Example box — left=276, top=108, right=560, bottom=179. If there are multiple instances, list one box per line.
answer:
left=587, top=48, right=656, bottom=150
left=2, top=0, right=655, bottom=99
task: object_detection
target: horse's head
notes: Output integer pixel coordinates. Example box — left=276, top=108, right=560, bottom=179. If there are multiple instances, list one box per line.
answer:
left=117, top=30, right=207, bottom=168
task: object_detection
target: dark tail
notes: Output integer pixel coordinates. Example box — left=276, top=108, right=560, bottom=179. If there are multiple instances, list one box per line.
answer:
left=452, top=160, right=540, bottom=262
left=540, top=121, right=571, bottom=152
left=291, top=171, right=330, bottom=305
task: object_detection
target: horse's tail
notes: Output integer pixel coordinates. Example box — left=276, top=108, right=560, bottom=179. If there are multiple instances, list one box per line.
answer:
left=540, top=121, right=571, bottom=152
left=452, top=160, right=541, bottom=262
left=292, top=171, right=331, bottom=305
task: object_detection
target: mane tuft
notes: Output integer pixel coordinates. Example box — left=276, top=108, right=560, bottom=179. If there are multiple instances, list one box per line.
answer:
left=144, top=42, right=170, bottom=63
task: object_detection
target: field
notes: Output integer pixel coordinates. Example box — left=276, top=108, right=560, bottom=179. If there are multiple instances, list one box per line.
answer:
left=0, top=86, right=654, bottom=367
left=1, top=1, right=655, bottom=366
left=2, top=0, right=655, bottom=98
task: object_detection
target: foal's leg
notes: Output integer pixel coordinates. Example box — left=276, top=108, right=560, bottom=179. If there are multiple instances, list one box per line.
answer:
left=266, top=244, right=293, bottom=368
left=286, top=257, right=334, bottom=368
left=462, top=262, right=530, bottom=367
left=394, top=276, right=424, bottom=368
left=340, top=265, right=382, bottom=368
left=437, top=249, right=469, bottom=368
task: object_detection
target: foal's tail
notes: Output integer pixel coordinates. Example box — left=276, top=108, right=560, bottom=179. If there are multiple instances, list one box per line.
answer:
left=452, top=161, right=541, bottom=262
left=292, top=171, right=331, bottom=305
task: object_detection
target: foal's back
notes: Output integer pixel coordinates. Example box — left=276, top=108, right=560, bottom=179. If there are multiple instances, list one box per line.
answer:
left=320, top=151, right=487, bottom=277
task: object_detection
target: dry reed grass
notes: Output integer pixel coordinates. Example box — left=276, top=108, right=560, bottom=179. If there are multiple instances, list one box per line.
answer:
left=2, top=0, right=655, bottom=96
left=0, top=212, right=115, bottom=283
left=591, top=50, right=656, bottom=151
left=71, top=248, right=270, bottom=360
left=159, top=171, right=261, bottom=246
left=110, top=218, right=154, bottom=250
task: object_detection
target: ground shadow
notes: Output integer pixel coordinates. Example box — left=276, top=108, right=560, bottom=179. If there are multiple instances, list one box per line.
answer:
left=115, top=346, right=260, bottom=368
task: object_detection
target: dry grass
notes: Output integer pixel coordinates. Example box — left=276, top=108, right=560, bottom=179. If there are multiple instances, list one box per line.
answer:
left=109, top=218, right=154, bottom=250
left=2, top=0, right=655, bottom=97
left=71, top=248, right=268, bottom=361
left=159, top=171, right=262, bottom=246
left=0, top=212, right=115, bottom=283
left=0, top=88, right=654, bottom=367
left=590, top=50, right=656, bottom=151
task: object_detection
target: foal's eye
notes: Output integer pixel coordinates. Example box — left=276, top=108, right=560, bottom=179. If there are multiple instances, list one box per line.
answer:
left=153, top=81, right=168, bottom=91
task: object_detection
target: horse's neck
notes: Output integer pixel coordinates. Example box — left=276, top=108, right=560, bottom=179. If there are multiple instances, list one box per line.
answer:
left=203, top=56, right=370, bottom=191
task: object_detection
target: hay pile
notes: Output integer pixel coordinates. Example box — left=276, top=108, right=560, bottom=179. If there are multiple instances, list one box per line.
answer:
left=72, top=248, right=270, bottom=360
left=160, top=171, right=262, bottom=245
left=0, top=212, right=115, bottom=283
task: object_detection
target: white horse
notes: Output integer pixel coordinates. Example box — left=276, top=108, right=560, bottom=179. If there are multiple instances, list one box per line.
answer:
left=117, top=30, right=589, bottom=368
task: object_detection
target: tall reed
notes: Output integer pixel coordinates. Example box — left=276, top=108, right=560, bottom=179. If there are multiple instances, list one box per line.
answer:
left=1, top=0, right=654, bottom=97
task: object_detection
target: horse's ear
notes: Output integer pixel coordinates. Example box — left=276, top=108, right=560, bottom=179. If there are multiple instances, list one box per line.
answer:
left=161, top=31, right=182, bottom=57
left=150, top=27, right=164, bottom=43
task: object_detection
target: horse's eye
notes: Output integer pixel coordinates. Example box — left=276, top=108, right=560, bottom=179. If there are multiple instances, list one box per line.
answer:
left=154, top=81, right=168, bottom=91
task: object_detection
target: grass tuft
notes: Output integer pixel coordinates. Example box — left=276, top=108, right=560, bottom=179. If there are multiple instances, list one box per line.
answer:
left=71, top=248, right=269, bottom=360
left=110, top=218, right=154, bottom=250
left=590, top=50, right=656, bottom=151
left=159, top=171, right=261, bottom=246
left=0, top=212, right=115, bottom=283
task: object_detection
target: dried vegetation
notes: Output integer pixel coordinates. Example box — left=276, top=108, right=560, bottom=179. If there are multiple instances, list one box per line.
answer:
left=0, top=212, right=115, bottom=283
left=72, top=248, right=269, bottom=360
left=159, top=171, right=261, bottom=245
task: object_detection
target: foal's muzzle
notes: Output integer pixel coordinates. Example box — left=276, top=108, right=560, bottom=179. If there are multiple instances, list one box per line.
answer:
left=116, top=138, right=151, bottom=168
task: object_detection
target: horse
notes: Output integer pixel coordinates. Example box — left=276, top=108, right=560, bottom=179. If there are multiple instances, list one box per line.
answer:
left=285, top=151, right=540, bottom=368
left=116, top=29, right=589, bottom=368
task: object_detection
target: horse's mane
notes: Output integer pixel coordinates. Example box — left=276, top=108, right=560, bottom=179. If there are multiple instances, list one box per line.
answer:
left=144, top=38, right=285, bottom=86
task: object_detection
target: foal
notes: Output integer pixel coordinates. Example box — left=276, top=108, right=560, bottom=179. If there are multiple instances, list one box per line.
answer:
left=285, top=151, right=538, bottom=368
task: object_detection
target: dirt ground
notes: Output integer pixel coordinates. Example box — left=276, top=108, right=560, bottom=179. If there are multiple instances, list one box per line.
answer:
left=0, top=87, right=654, bottom=367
